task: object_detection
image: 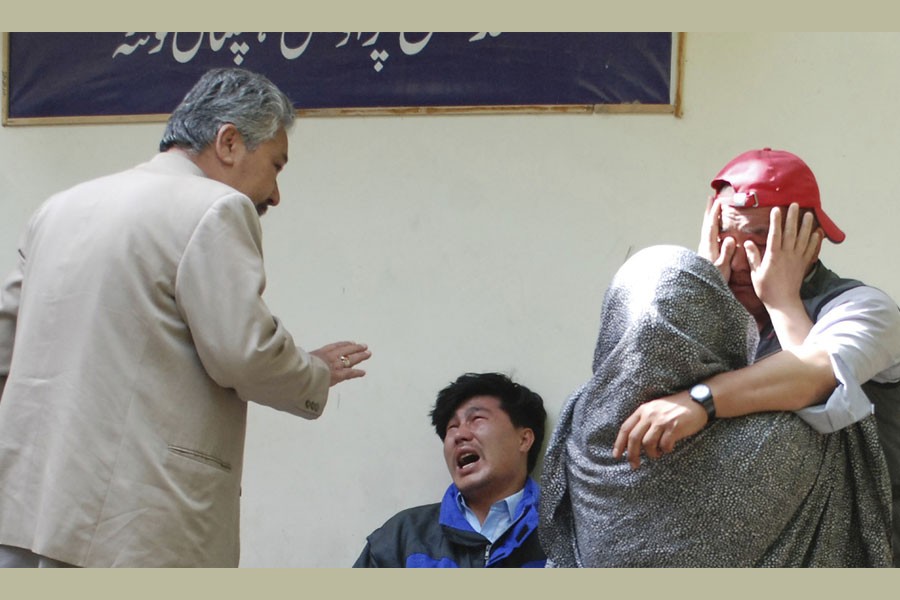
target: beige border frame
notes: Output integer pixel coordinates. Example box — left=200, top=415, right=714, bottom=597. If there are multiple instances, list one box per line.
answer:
left=2, top=32, right=685, bottom=126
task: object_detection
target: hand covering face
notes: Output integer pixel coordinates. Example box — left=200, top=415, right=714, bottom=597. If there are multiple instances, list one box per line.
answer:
left=539, top=245, right=891, bottom=567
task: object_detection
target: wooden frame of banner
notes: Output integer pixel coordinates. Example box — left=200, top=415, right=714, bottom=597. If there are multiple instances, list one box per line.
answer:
left=2, top=32, right=685, bottom=126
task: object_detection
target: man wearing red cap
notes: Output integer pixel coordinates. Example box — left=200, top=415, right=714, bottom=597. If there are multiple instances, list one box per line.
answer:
left=614, top=148, right=900, bottom=564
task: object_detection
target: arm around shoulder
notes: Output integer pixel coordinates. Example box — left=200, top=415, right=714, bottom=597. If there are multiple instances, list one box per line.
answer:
left=709, top=344, right=837, bottom=418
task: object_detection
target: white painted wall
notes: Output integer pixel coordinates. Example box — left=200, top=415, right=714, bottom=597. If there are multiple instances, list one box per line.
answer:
left=1, top=33, right=899, bottom=566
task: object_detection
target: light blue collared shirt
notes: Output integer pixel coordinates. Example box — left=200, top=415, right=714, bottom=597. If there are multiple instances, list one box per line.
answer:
left=456, top=487, right=525, bottom=544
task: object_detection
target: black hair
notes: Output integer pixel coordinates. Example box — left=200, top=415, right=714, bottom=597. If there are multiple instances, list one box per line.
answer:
left=429, top=372, right=547, bottom=474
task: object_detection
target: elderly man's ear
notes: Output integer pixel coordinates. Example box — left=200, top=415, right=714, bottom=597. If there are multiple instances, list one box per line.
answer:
left=213, top=123, right=244, bottom=166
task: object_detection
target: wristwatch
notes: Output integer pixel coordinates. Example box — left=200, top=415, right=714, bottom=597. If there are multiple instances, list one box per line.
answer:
left=689, top=383, right=716, bottom=420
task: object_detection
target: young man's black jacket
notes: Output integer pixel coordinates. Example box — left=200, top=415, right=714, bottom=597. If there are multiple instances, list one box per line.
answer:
left=353, top=477, right=546, bottom=568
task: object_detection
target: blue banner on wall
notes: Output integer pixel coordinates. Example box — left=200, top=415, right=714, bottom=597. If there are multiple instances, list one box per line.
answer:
left=5, top=32, right=674, bottom=122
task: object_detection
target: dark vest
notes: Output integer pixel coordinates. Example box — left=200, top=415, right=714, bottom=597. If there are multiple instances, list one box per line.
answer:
left=756, top=261, right=900, bottom=565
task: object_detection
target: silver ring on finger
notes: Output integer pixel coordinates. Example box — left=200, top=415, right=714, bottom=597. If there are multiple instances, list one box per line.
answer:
left=339, top=355, right=351, bottom=368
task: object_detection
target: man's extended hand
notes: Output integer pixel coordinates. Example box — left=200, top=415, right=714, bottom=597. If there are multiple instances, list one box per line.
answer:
left=612, top=391, right=708, bottom=469
left=698, top=195, right=736, bottom=282
left=311, top=341, right=371, bottom=386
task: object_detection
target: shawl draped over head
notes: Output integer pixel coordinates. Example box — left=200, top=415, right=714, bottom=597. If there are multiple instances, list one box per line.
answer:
left=539, top=245, right=891, bottom=567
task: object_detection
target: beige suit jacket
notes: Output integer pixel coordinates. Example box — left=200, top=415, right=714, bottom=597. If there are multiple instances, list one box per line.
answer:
left=0, top=152, right=331, bottom=566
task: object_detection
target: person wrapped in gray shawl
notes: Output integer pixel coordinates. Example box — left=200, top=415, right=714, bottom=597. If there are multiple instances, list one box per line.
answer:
left=540, top=245, right=891, bottom=567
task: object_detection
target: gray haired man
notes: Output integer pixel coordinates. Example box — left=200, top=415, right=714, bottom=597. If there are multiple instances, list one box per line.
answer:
left=0, top=68, right=370, bottom=567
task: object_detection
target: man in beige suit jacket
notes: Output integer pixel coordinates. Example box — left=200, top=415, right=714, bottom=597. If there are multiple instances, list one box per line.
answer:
left=0, top=68, right=371, bottom=567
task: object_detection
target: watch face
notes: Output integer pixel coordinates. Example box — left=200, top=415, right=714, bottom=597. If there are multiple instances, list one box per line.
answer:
left=691, top=384, right=711, bottom=400
left=690, top=383, right=715, bottom=419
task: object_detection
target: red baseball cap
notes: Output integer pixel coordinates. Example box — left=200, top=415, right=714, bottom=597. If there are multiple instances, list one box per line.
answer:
left=711, top=148, right=845, bottom=243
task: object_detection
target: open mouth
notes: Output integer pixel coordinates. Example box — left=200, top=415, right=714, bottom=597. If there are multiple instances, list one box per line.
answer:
left=457, top=453, right=480, bottom=469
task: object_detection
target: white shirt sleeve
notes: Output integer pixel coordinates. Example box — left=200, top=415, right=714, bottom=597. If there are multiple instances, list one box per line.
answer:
left=795, top=286, right=900, bottom=433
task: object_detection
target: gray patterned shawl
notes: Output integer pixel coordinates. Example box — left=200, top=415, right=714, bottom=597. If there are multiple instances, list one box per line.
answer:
left=540, top=245, right=891, bottom=567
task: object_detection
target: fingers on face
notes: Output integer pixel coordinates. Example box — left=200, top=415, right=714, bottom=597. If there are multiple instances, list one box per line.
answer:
left=780, top=203, right=819, bottom=251
left=718, top=236, right=736, bottom=263
left=798, top=209, right=814, bottom=239
left=708, top=196, right=724, bottom=235
left=768, top=206, right=784, bottom=247
left=701, top=197, right=722, bottom=252
left=762, top=203, right=815, bottom=261
left=789, top=203, right=823, bottom=251
left=787, top=204, right=804, bottom=247
left=809, top=228, right=824, bottom=259
left=704, top=194, right=719, bottom=224
left=744, top=240, right=762, bottom=269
